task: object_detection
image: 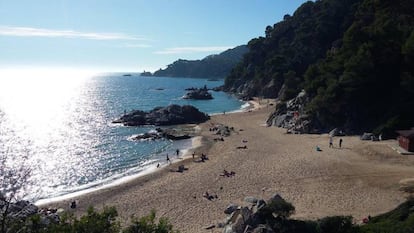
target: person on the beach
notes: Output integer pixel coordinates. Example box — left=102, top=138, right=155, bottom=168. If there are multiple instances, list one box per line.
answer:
left=166, top=154, right=170, bottom=164
left=192, top=152, right=195, bottom=159
left=329, top=136, right=333, bottom=148
left=339, top=138, right=343, bottom=148
left=157, top=163, right=160, bottom=168
left=176, top=149, right=180, bottom=157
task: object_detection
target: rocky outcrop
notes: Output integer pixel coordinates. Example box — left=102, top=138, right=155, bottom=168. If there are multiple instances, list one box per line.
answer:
left=0, top=199, right=39, bottom=220
left=210, top=194, right=294, bottom=233
left=130, top=128, right=192, bottom=141
left=266, top=90, right=320, bottom=133
left=113, top=105, right=209, bottom=126
left=182, top=87, right=213, bottom=100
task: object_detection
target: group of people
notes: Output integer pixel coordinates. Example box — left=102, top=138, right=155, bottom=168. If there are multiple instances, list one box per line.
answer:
left=316, top=137, right=344, bottom=152
left=163, top=149, right=181, bottom=165
left=158, top=150, right=209, bottom=169
left=329, top=136, right=343, bottom=148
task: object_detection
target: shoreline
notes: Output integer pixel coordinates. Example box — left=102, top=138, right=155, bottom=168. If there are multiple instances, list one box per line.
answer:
left=35, top=100, right=252, bottom=206
left=40, top=99, right=414, bottom=232
left=36, top=134, right=205, bottom=206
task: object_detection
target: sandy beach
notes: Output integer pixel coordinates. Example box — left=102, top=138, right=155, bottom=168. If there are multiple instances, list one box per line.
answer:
left=43, top=100, right=414, bottom=232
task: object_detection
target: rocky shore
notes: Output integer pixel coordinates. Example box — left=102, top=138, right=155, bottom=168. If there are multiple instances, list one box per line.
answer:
left=113, top=104, right=209, bottom=126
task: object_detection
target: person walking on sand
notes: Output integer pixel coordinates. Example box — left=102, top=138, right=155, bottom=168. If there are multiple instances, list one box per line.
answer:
left=329, top=136, right=333, bottom=148
left=166, top=154, right=171, bottom=164
left=176, top=149, right=180, bottom=157
left=339, top=138, right=343, bottom=148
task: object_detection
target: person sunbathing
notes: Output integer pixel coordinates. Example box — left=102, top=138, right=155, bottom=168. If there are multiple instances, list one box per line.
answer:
left=220, top=169, right=236, bottom=177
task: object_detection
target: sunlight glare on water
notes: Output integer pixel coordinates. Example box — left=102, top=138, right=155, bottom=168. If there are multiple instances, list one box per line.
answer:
left=0, top=68, right=93, bottom=139
left=0, top=69, right=244, bottom=201
left=0, top=68, right=97, bottom=199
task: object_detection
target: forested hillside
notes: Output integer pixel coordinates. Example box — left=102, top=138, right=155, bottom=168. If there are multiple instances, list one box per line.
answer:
left=152, top=45, right=248, bottom=78
left=224, top=0, right=414, bottom=135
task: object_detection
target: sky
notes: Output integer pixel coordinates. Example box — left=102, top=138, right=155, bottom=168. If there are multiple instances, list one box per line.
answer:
left=0, top=0, right=309, bottom=72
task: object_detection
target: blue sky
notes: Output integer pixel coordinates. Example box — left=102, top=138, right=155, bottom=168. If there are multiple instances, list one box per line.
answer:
left=0, top=0, right=309, bottom=72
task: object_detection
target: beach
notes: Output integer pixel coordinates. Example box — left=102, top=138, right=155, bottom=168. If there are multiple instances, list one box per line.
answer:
left=43, top=100, right=414, bottom=232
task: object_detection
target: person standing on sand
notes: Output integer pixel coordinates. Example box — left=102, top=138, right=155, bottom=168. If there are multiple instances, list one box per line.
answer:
left=176, top=149, right=180, bottom=158
left=329, top=136, right=333, bottom=148
left=339, top=138, right=343, bottom=148
left=166, top=154, right=170, bottom=164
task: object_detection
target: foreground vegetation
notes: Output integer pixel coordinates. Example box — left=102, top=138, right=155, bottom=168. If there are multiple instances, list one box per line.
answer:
left=1, top=198, right=413, bottom=232
left=2, top=207, right=178, bottom=233
left=258, top=197, right=414, bottom=233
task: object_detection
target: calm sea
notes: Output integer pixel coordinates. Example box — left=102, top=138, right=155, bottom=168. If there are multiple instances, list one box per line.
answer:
left=0, top=72, right=244, bottom=203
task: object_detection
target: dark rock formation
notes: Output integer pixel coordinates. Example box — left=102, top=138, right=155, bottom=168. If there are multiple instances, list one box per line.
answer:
left=140, top=71, right=152, bottom=76
left=267, top=90, right=320, bottom=133
left=182, top=87, right=213, bottom=100
left=131, top=128, right=192, bottom=141
left=211, top=86, right=224, bottom=92
left=218, top=194, right=294, bottom=233
left=0, top=199, right=39, bottom=220
left=113, top=105, right=209, bottom=126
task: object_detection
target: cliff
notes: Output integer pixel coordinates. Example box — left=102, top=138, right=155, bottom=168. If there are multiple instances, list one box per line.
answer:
left=224, top=0, right=414, bottom=135
left=152, top=45, right=248, bottom=78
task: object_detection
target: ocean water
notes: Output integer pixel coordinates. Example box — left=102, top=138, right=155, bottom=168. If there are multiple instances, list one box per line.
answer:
left=0, top=72, right=244, bottom=202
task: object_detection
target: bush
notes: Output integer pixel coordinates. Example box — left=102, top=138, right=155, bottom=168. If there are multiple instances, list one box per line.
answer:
left=257, top=196, right=295, bottom=220
left=123, top=210, right=178, bottom=233
left=318, top=216, right=357, bottom=233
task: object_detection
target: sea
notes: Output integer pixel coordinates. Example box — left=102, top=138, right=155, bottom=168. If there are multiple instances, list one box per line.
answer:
left=0, top=72, right=245, bottom=204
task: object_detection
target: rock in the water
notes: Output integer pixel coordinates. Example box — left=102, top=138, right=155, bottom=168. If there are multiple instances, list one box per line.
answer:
left=113, top=104, right=209, bottom=126
left=131, top=128, right=193, bottom=141
left=182, top=86, right=213, bottom=100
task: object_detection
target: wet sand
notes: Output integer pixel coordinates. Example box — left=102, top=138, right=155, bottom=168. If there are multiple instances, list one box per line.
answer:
left=43, top=99, right=414, bottom=232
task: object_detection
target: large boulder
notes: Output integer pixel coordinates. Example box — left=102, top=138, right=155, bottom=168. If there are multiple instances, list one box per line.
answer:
left=182, top=87, right=213, bottom=100
left=221, top=194, right=294, bottom=232
left=113, top=105, right=210, bottom=126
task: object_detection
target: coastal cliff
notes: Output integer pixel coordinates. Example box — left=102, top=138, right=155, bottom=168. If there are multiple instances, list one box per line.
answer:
left=224, top=0, right=414, bottom=136
left=151, top=45, right=248, bottom=78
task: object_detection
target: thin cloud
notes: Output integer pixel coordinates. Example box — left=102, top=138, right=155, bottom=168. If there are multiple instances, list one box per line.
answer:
left=123, top=43, right=152, bottom=48
left=155, top=46, right=233, bottom=54
left=0, top=26, right=145, bottom=41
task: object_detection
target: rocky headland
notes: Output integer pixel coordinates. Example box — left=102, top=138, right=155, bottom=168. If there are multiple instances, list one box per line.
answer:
left=182, top=87, right=213, bottom=100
